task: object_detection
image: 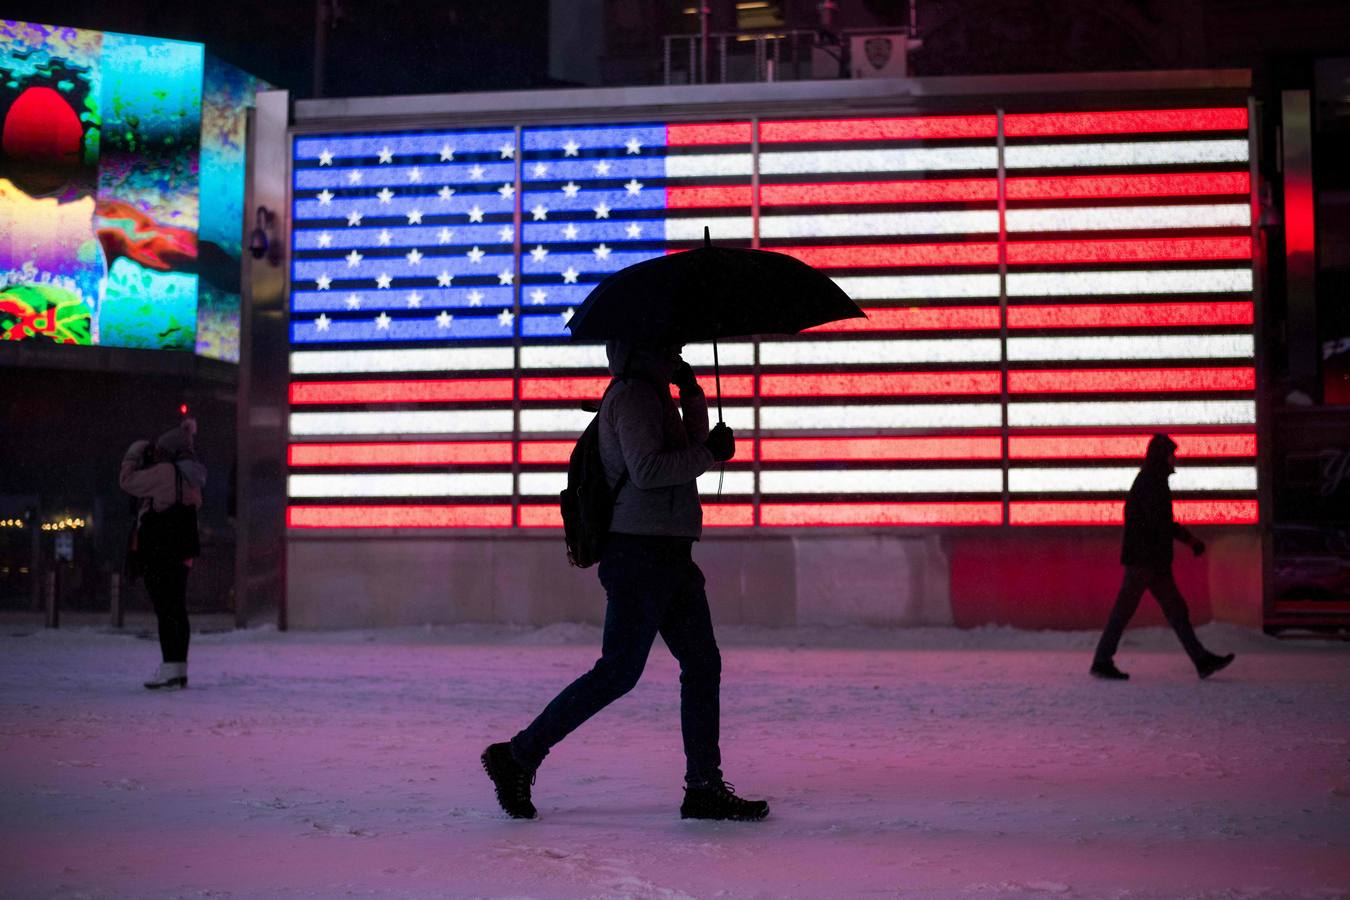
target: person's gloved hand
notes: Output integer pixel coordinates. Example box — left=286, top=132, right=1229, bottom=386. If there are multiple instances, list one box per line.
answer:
left=1190, top=537, right=1206, bottom=557
left=705, top=423, right=735, bottom=462
left=670, top=358, right=699, bottom=394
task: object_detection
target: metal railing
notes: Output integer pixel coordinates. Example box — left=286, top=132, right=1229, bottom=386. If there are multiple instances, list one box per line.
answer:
left=662, top=29, right=845, bottom=85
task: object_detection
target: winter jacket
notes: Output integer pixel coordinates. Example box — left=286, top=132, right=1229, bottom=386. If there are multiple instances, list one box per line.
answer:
left=1120, top=462, right=1195, bottom=568
left=599, top=340, right=715, bottom=539
left=119, top=441, right=207, bottom=514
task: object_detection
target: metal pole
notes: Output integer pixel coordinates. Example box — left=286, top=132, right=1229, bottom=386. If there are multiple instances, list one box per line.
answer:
left=699, top=2, right=710, bottom=84
left=27, top=507, right=40, bottom=612
left=663, top=35, right=672, bottom=85
left=235, top=108, right=258, bottom=630
left=44, top=569, right=58, bottom=629
left=109, top=572, right=122, bottom=629
left=312, top=0, right=328, bottom=98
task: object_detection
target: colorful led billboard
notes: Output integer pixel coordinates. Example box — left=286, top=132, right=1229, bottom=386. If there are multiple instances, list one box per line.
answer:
left=285, top=107, right=1258, bottom=530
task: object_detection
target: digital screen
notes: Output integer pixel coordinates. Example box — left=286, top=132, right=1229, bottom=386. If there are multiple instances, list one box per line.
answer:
left=286, top=107, right=1257, bottom=530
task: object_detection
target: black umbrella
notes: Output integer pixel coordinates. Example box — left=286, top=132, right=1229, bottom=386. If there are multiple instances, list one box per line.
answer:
left=567, top=227, right=866, bottom=420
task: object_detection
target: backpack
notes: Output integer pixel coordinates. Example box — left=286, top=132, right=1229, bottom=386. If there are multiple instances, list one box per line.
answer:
left=560, top=380, right=629, bottom=568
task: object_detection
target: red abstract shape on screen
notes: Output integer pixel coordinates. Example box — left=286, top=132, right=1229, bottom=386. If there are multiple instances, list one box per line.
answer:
left=95, top=200, right=197, bottom=272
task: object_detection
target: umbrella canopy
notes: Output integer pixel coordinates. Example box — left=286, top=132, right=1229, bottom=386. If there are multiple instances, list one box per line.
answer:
left=566, top=229, right=865, bottom=343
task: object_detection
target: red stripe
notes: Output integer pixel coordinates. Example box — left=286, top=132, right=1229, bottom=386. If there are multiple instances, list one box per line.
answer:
left=288, top=442, right=514, bottom=467
left=519, top=441, right=576, bottom=465
left=761, top=502, right=1003, bottom=527
left=1010, top=499, right=1257, bottom=526
left=808, top=306, right=1000, bottom=332
left=1006, top=172, right=1250, bottom=201
left=1007, top=302, right=1253, bottom=330
left=666, top=122, right=753, bottom=145
left=1008, top=367, right=1255, bottom=394
left=760, top=436, right=1003, bottom=462
left=666, top=185, right=753, bottom=208
left=760, top=179, right=997, bottom=206
left=760, top=115, right=998, bottom=143
left=520, top=376, right=756, bottom=401
left=1004, top=108, right=1248, bottom=137
left=1008, top=434, right=1256, bottom=460
left=520, top=503, right=753, bottom=528
left=1006, top=237, right=1252, bottom=265
left=287, top=505, right=513, bottom=529
left=778, top=243, right=997, bottom=269
left=761, top=371, right=1001, bottom=398
left=290, top=379, right=514, bottom=405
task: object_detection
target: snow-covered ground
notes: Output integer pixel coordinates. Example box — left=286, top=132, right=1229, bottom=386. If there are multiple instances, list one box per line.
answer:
left=1, top=622, right=1347, bottom=899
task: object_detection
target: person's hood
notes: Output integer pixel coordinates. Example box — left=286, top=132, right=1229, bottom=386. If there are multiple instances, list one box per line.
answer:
left=174, top=458, right=208, bottom=489
left=606, top=338, right=675, bottom=385
left=156, top=418, right=197, bottom=457
left=1143, top=433, right=1177, bottom=472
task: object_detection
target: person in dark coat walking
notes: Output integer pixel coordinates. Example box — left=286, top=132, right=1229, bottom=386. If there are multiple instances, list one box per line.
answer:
left=480, top=339, right=769, bottom=822
left=1091, top=433, right=1235, bottom=681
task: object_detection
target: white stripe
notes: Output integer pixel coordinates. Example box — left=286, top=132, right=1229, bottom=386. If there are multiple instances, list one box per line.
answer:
left=1006, top=204, right=1251, bottom=233
left=760, top=210, right=998, bottom=239
left=1007, top=400, right=1255, bottom=427
left=519, top=343, right=755, bottom=369
left=520, top=406, right=756, bottom=433
left=517, top=470, right=755, bottom=496
left=833, top=274, right=1000, bottom=300
left=664, top=152, right=754, bottom=178
left=289, top=410, right=514, bottom=436
left=696, top=470, right=755, bottom=495
left=681, top=343, right=754, bottom=366
left=760, top=338, right=1001, bottom=366
left=290, top=347, right=514, bottom=375
left=1004, top=139, right=1249, bottom=169
left=1007, top=335, right=1253, bottom=361
left=1008, top=466, right=1257, bottom=493
left=665, top=217, right=754, bottom=241
left=760, top=146, right=998, bottom=175
left=759, top=403, right=1001, bottom=430
left=288, top=473, right=514, bottom=498
left=761, top=468, right=1003, bottom=494
left=518, top=471, right=566, bottom=496
left=1007, top=269, right=1253, bottom=297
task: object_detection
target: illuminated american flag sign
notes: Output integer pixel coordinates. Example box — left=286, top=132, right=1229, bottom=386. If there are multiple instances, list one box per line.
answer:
left=285, top=106, right=1258, bottom=530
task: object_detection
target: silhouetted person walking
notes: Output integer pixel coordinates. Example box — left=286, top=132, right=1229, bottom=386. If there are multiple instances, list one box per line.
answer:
left=1091, top=434, right=1235, bottom=681
left=481, top=339, right=768, bottom=821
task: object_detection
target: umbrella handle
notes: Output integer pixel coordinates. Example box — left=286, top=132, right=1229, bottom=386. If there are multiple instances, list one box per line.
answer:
left=713, top=339, right=724, bottom=423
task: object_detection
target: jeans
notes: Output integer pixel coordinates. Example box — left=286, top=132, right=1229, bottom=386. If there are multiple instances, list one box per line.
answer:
left=511, top=533, right=723, bottom=787
left=145, top=562, right=190, bottom=664
left=1094, top=565, right=1207, bottom=667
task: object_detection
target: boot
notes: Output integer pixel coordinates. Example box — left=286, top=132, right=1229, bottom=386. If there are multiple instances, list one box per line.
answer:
left=1090, top=660, right=1129, bottom=681
left=680, top=781, right=769, bottom=821
left=480, top=742, right=537, bottom=819
left=144, top=662, right=187, bottom=690
left=1197, top=652, right=1235, bottom=680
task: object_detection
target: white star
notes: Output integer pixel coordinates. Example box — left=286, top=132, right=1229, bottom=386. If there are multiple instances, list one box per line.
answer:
left=498, top=270, right=514, bottom=285
left=437, top=271, right=453, bottom=287
left=593, top=243, right=611, bottom=260
left=439, top=144, right=455, bottom=161
left=561, top=308, right=574, bottom=325
left=562, top=267, right=580, bottom=284
left=347, top=210, right=363, bottom=226
left=498, top=183, right=515, bottom=200
left=497, top=309, right=515, bottom=328
left=376, top=273, right=392, bottom=289
left=407, top=209, right=423, bottom=224
left=625, top=178, right=643, bottom=195
left=593, top=202, right=611, bottom=219
left=529, top=288, right=548, bottom=305
left=469, top=164, right=485, bottom=180
left=378, top=146, right=393, bottom=163
left=344, top=294, right=361, bottom=309
left=594, top=160, right=611, bottom=175
left=468, top=205, right=485, bottom=223
left=378, top=230, right=392, bottom=246
left=625, top=137, right=642, bottom=154
left=346, top=170, right=362, bottom=185
left=317, top=231, right=333, bottom=247
left=563, top=223, right=579, bottom=240
left=408, top=166, right=422, bottom=182
left=318, top=149, right=334, bottom=166
left=531, top=204, right=549, bottom=221
left=498, top=225, right=514, bottom=242
left=317, top=189, right=334, bottom=205
left=377, top=188, right=394, bottom=203
left=468, top=290, right=484, bottom=306
left=438, top=186, right=455, bottom=201
left=375, top=312, right=391, bottom=330
left=316, top=274, right=332, bottom=290
left=499, top=143, right=515, bottom=159
left=438, top=227, right=454, bottom=244
left=345, top=250, right=363, bottom=267
left=530, top=245, right=549, bottom=262
left=407, top=291, right=423, bottom=308
left=436, top=310, right=453, bottom=328
left=562, top=181, right=580, bottom=198
left=626, top=222, right=642, bottom=239
left=406, top=248, right=423, bottom=265
left=467, top=246, right=485, bottom=263
left=532, top=162, right=549, bottom=177
left=562, top=140, right=580, bottom=156
left=315, top=313, right=331, bottom=331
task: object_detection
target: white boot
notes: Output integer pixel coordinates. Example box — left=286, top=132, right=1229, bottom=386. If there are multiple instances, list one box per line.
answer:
left=144, top=662, right=188, bottom=690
